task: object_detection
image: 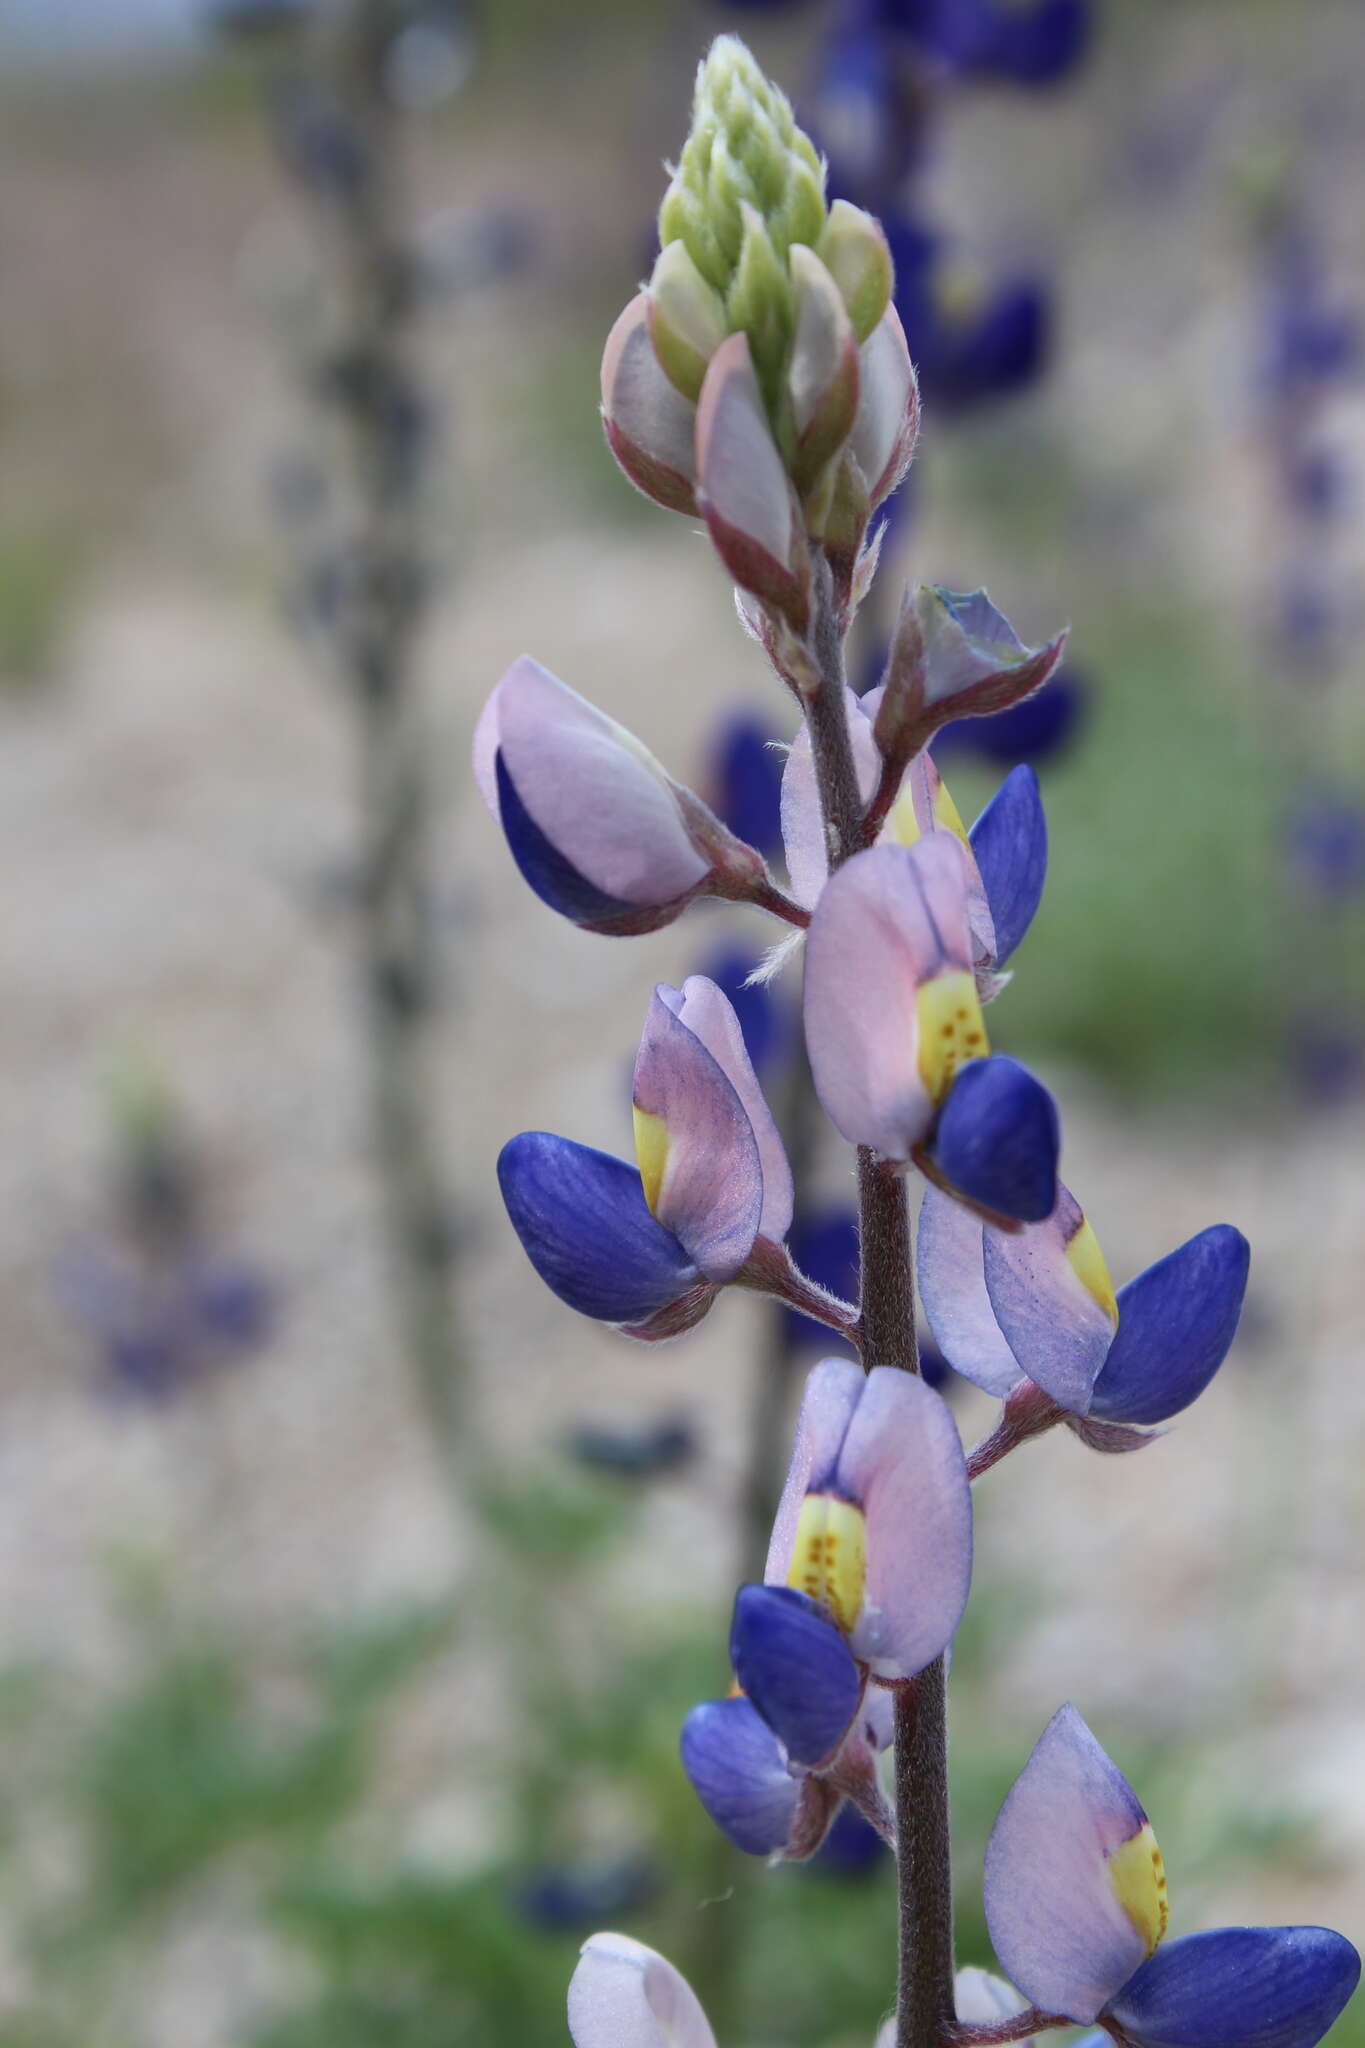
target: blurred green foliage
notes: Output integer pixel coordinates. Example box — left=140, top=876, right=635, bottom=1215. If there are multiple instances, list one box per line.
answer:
left=0, top=1469, right=1352, bottom=2048
left=0, top=528, right=80, bottom=689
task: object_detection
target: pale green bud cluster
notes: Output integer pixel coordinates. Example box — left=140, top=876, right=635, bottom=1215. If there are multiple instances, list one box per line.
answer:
left=649, top=37, right=894, bottom=448
left=657, top=36, right=826, bottom=415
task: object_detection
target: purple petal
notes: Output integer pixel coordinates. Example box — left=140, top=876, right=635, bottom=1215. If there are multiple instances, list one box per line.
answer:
left=1108, top=1926, right=1360, bottom=2048
left=984, top=1704, right=1161, bottom=2023
left=835, top=1369, right=973, bottom=1680
left=695, top=333, right=811, bottom=630
left=600, top=294, right=699, bottom=515
left=729, top=1584, right=861, bottom=1767
left=970, top=765, right=1049, bottom=968
left=633, top=990, right=763, bottom=1281
left=476, top=657, right=709, bottom=916
left=1089, top=1227, right=1250, bottom=1427
left=803, top=838, right=979, bottom=1158
left=568, top=1932, right=716, bottom=2048
left=765, top=1357, right=865, bottom=1585
left=665, top=977, right=793, bottom=1243
left=679, top=1695, right=799, bottom=1857
left=917, top=1191, right=1020, bottom=1396
left=983, top=1186, right=1118, bottom=1414
left=916, top=1196, right=1023, bottom=1400
left=927, top=1056, right=1059, bottom=1224
left=497, top=1133, right=697, bottom=1323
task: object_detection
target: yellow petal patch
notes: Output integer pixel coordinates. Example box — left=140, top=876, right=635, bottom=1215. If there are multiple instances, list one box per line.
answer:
left=632, top=1106, right=670, bottom=1217
left=882, top=772, right=971, bottom=853
left=786, top=1492, right=867, bottom=1636
left=1109, top=1823, right=1169, bottom=1957
left=930, top=774, right=971, bottom=846
left=1066, top=1217, right=1119, bottom=1324
left=916, top=969, right=989, bottom=1103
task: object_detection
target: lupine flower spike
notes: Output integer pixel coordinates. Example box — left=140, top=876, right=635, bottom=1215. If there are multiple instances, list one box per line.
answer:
left=465, top=35, right=1356, bottom=2048
left=985, top=1707, right=1360, bottom=2046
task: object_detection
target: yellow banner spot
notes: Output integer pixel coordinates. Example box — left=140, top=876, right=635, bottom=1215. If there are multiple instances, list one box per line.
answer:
left=633, top=1106, right=669, bottom=1217
left=916, top=970, right=989, bottom=1102
left=1066, top=1217, right=1119, bottom=1324
left=787, top=1492, right=867, bottom=1636
left=1109, top=1823, right=1169, bottom=1956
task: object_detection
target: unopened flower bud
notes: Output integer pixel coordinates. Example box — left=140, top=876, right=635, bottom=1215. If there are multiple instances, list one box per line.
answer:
left=873, top=584, right=1068, bottom=766
left=787, top=245, right=860, bottom=498
left=645, top=240, right=728, bottom=404
left=817, top=198, right=893, bottom=343
left=659, top=36, right=828, bottom=425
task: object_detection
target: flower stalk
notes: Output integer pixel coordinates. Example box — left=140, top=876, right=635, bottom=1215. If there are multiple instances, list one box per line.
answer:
left=802, top=559, right=953, bottom=2048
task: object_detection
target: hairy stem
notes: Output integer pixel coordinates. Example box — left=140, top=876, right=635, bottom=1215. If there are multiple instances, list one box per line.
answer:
left=799, top=554, right=955, bottom=2048
left=946, top=2008, right=1072, bottom=2047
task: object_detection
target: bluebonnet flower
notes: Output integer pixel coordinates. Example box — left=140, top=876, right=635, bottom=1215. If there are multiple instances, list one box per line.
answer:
left=516, top=1854, right=660, bottom=1935
left=681, top=1359, right=971, bottom=1858
left=919, top=1187, right=1249, bottom=1431
left=60, top=1072, right=276, bottom=1405
left=1285, top=792, right=1365, bottom=902
left=784, top=1208, right=860, bottom=1350
left=566, top=1415, right=697, bottom=1481
left=706, top=711, right=785, bottom=857
left=886, top=218, right=1050, bottom=412
left=985, top=1706, right=1359, bottom=2043
left=802, top=837, right=1060, bottom=1220
left=498, top=976, right=793, bottom=1340
left=934, top=667, right=1086, bottom=767
left=907, top=0, right=1092, bottom=87
left=474, top=657, right=775, bottom=936
left=810, top=1799, right=887, bottom=1876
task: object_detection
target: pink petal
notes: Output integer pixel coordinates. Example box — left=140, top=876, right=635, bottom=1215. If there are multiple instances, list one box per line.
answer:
left=568, top=1933, right=716, bottom=2048
left=984, top=1705, right=1158, bottom=2023
left=695, top=333, right=812, bottom=631
left=634, top=988, right=763, bottom=1281
left=764, top=1357, right=865, bottom=1585
left=489, top=656, right=709, bottom=906
left=803, top=837, right=975, bottom=1157
left=849, top=304, right=919, bottom=509
left=600, top=295, right=699, bottom=514
left=916, top=1189, right=1022, bottom=1398
left=668, top=976, right=793, bottom=1244
left=982, top=1185, right=1117, bottom=1415
left=836, top=1368, right=972, bottom=1679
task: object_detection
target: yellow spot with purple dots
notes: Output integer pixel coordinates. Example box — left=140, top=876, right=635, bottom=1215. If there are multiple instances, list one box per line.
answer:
left=916, top=970, right=990, bottom=1102
left=1109, top=1823, right=1169, bottom=1956
left=787, top=1492, right=867, bottom=1636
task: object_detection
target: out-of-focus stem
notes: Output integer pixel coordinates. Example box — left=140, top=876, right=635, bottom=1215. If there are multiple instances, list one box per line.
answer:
left=328, top=0, right=465, bottom=1477
left=801, top=559, right=956, bottom=2048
